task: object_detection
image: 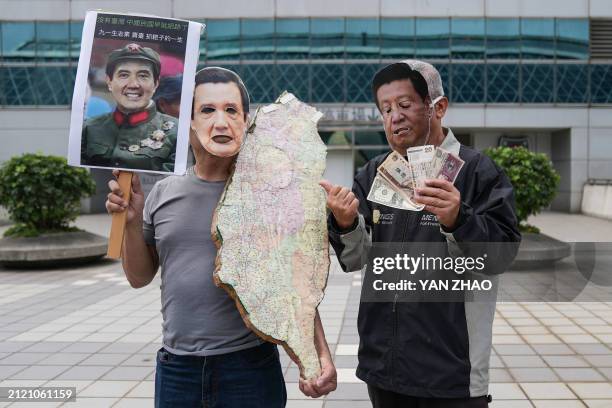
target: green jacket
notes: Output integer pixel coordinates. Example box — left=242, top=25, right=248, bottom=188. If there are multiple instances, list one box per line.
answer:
left=81, top=103, right=178, bottom=172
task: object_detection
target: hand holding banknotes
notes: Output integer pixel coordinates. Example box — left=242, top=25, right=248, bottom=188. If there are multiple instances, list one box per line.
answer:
left=320, top=180, right=359, bottom=230
left=413, top=178, right=461, bottom=229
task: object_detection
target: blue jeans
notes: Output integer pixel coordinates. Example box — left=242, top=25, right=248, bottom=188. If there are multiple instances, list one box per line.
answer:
left=154, top=342, right=287, bottom=408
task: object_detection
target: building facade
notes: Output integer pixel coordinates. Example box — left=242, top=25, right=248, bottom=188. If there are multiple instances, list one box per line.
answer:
left=1, top=0, right=612, bottom=212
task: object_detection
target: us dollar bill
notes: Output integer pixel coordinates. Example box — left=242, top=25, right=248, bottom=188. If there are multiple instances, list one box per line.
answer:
left=430, top=147, right=465, bottom=183
left=367, top=174, right=424, bottom=211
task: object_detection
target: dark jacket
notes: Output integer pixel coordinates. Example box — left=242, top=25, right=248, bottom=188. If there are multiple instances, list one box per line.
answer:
left=328, top=130, right=521, bottom=398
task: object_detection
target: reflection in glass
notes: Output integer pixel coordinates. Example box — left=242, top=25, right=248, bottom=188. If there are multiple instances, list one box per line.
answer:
left=276, top=64, right=309, bottom=101
left=451, top=18, right=484, bottom=59
left=34, top=66, right=73, bottom=104
left=355, top=148, right=389, bottom=173
left=311, top=64, right=344, bottom=102
left=194, top=19, right=206, bottom=60
left=416, top=18, right=450, bottom=59
left=69, top=21, right=84, bottom=59
left=320, top=131, right=351, bottom=146
left=1, top=66, right=37, bottom=104
left=521, top=18, right=555, bottom=59
left=241, top=19, right=274, bottom=60
left=2, top=22, right=35, bottom=61
left=241, top=64, right=276, bottom=103
left=36, top=22, right=69, bottom=61
left=591, top=65, right=612, bottom=104
left=346, top=64, right=380, bottom=103
left=486, top=18, right=520, bottom=59
left=556, top=19, right=589, bottom=60
left=451, top=64, right=484, bottom=103
left=381, top=18, right=414, bottom=59
left=311, top=18, right=344, bottom=59
left=276, top=18, right=309, bottom=59
left=346, top=18, right=379, bottom=59
left=206, top=19, right=240, bottom=60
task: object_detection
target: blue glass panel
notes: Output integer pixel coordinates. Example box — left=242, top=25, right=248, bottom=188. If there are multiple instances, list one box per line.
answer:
left=1, top=66, right=37, bottom=104
left=311, top=18, right=344, bottom=59
left=381, top=18, right=414, bottom=59
left=241, top=64, right=276, bottom=103
left=415, top=18, right=450, bottom=59
left=486, top=64, right=518, bottom=103
left=34, top=66, right=73, bottom=105
left=346, top=18, right=379, bottom=59
left=451, top=18, right=484, bottom=59
left=346, top=63, right=380, bottom=103
left=556, top=19, right=589, bottom=60
left=590, top=65, right=612, bottom=104
left=241, top=19, right=274, bottom=60
left=521, top=64, right=554, bottom=103
left=521, top=18, right=555, bottom=59
left=451, top=64, right=484, bottom=103
left=486, top=18, right=520, bottom=59
left=276, top=18, right=309, bottom=59
left=194, top=19, right=206, bottom=60
left=69, top=21, right=84, bottom=59
left=206, top=19, right=240, bottom=60
left=36, top=22, right=69, bottom=61
left=354, top=131, right=386, bottom=146
left=556, top=64, right=588, bottom=103
left=311, top=64, right=344, bottom=102
left=2, top=22, right=35, bottom=61
left=433, top=63, right=449, bottom=98
left=275, top=64, right=309, bottom=101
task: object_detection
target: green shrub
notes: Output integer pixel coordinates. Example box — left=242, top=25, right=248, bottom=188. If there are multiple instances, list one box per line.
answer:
left=483, top=146, right=560, bottom=233
left=0, top=154, right=96, bottom=237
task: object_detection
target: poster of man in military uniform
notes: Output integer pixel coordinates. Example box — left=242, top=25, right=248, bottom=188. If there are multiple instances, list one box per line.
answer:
left=68, top=11, right=202, bottom=175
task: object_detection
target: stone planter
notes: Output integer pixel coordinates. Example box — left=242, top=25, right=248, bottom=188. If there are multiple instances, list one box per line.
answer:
left=0, top=231, right=107, bottom=268
left=510, top=232, right=571, bottom=270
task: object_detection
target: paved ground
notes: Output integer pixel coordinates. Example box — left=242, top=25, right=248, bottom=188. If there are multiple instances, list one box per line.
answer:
left=0, top=212, right=611, bottom=407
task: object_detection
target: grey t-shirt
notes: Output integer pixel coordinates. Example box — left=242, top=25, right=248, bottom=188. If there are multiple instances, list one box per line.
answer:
left=143, top=170, right=262, bottom=356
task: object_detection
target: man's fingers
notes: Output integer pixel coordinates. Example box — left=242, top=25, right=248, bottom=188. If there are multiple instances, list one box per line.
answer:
left=416, top=186, right=451, bottom=200
left=413, top=195, right=446, bottom=208
left=112, top=169, right=120, bottom=178
left=108, top=179, right=123, bottom=196
left=348, top=198, right=359, bottom=212
left=107, top=193, right=126, bottom=207
left=425, top=178, right=454, bottom=191
left=337, top=187, right=351, bottom=200
left=319, top=179, right=333, bottom=194
left=105, top=201, right=125, bottom=214
left=131, top=174, right=143, bottom=195
left=299, top=378, right=319, bottom=398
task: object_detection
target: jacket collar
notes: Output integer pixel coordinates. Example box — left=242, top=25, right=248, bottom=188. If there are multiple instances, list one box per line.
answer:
left=113, top=101, right=157, bottom=127
left=438, top=127, right=460, bottom=155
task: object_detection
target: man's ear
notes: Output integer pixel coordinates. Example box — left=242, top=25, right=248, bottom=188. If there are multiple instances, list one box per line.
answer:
left=105, top=75, right=112, bottom=92
left=435, top=97, right=449, bottom=120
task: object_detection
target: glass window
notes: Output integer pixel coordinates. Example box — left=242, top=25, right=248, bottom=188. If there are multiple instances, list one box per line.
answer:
left=415, top=18, right=450, bottom=59
left=451, top=18, right=484, bottom=59
left=556, top=19, right=589, bottom=60
left=556, top=64, right=588, bottom=103
left=450, top=64, right=484, bottom=103
left=311, top=64, right=344, bottom=102
left=241, top=64, right=276, bottom=103
left=381, top=18, right=414, bottom=59
left=486, top=18, right=520, bottom=59
left=486, top=64, right=519, bottom=103
left=521, top=18, right=555, bottom=59
left=346, top=64, right=380, bottom=103
left=241, top=19, right=274, bottom=60
left=276, top=18, right=309, bottom=59
left=521, top=64, right=554, bottom=103
left=1, top=66, right=37, bottom=104
left=2, top=22, right=35, bottom=61
left=206, top=19, right=240, bottom=60
left=69, top=21, right=83, bottom=59
left=36, top=22, right=69, bottom=61
left=276, top=64, right=309, bottom=101
left=34, top=66, right=73, bottom=104
left=591, top=65, right=612, bottom=104
left=311, top=18, right=344, bottom=59
left=346, top=18, right=379, bottom=59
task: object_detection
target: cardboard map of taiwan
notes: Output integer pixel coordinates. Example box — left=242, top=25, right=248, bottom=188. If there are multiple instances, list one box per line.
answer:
left=212, top=92, right=329, bottom=379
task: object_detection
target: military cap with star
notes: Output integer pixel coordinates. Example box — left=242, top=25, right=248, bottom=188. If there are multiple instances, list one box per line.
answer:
left=105, top=43, right=161, bottom=79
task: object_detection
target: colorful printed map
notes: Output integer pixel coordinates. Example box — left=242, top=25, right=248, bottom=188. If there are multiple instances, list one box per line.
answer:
left=212, top=92, right=329, bottom=379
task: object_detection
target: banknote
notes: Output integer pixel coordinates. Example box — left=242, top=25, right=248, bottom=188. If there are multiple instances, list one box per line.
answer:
left=367, top=174, right=424, bottom=211
left=407, top=144, right=435, bottom=190
left=376, top=151, right=415, bottom=201
left=430, top=147, right=465, bottom=183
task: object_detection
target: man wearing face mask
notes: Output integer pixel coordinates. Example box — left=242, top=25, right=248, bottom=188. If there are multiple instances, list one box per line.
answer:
left=81, top=43, right=178, bottom=172
left=105, top=67, right=337, bottom=407
left=321, top=61, right=521, bottom=407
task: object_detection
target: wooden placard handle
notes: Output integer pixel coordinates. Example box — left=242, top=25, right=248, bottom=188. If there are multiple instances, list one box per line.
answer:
left=107, top=171, right=133, bottom=259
